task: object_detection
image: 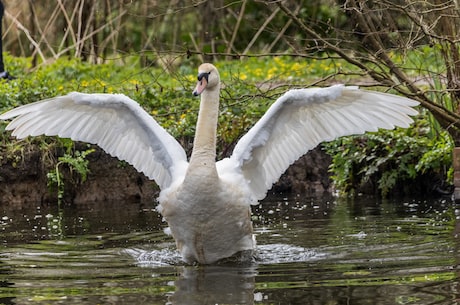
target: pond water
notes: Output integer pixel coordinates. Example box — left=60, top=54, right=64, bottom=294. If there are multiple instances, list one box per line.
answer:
left=0, top=194, right=459, bottom=304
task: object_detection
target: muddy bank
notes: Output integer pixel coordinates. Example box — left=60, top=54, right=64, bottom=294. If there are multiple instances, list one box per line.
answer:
left=0, top=144, right=158, bottom=205
left=0, top=144, right=333, bottom=206
left=0, top=142, right=450, bottom=206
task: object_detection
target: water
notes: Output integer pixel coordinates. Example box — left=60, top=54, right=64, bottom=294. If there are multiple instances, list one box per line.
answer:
left=1, top=194, right=459, bottom=304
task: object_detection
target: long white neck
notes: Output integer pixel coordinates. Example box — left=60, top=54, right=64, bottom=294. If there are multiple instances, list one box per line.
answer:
left=187, top=85, right=220, bottom=175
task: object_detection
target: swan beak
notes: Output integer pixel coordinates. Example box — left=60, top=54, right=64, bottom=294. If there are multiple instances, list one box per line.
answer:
left=193, top=72, right=209, bottom=96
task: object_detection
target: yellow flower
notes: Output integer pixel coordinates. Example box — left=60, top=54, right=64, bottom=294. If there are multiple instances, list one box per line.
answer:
left=291, top=62, right=302, bottom=71
left=178, top=113, right=187, bottom=125
left=267, top=67, right=278, bottom=79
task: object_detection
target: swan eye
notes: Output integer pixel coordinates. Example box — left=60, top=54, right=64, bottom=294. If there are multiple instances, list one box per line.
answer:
left=197, top=72, right=210, bottom=82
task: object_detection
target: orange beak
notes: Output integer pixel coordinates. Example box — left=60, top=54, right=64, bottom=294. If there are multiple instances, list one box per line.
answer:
left=193, top=72, right=210, bottom=96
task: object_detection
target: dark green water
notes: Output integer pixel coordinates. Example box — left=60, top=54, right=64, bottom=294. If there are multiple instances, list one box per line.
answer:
left=1, top=194, right=459, bottom=304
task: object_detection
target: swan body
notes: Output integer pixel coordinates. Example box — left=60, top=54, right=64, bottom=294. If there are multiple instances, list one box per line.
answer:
left=0, top=63, right=419, bottom=264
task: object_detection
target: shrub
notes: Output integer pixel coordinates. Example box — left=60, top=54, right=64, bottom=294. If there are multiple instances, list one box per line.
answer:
left=324, top=114, right=453, bottom=196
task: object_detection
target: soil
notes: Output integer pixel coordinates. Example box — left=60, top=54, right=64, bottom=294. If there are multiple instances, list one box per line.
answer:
left=0, top=141, right=451, bottom=206
left=0, top=144, right=158, bottom=206
left=0, top=144, right=333, bottom=206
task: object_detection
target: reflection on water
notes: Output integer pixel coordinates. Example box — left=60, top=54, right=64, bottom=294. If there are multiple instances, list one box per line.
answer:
left=1, top=195, right=459, bottom=304
left=170, top=265, right=258, bottom=305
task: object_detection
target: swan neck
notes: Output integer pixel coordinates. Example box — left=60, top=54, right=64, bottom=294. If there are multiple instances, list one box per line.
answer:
left=189, top=87, right=220, bottom=169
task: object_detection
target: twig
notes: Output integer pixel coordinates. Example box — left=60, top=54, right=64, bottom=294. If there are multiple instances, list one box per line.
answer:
left=243, top=7, right=280, bottom=55
left=226, top=0, right=247, bottom=58
left=5, top=11, right=46, bottom=62
left=188, top=33, right=204, bottom=63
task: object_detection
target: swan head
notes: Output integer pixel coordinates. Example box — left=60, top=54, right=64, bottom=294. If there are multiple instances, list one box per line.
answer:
left=193, top=63, right=220, bottom=96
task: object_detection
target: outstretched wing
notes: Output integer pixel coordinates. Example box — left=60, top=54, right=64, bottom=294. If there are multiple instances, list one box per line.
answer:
left=230, top=85, right=419, bottom=200
left=0, top=92, right=188, bottom=190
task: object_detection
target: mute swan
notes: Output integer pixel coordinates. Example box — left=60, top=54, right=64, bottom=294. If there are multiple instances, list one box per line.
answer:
left=0, top=63, right=419, bottom=264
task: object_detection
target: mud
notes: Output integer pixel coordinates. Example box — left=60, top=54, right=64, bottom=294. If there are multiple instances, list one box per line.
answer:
left=0, top=144, right=332, bottom=205
left=1, top=141, right=450, bottom=206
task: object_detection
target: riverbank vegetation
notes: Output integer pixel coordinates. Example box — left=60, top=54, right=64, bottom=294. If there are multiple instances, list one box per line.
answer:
left=0, top=54, right=453, bottom=197
left=1, top=0, right=458, bottom=198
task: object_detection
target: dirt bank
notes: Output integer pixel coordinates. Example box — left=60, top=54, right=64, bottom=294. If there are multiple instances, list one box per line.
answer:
left=0, top=144, right=158, bottom=205
left=0, top=144, right=333, bottom=205
left=1, top=141, right=451, bottom=206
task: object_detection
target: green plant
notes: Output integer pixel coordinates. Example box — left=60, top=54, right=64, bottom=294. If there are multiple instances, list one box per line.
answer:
left=324, top=115, right=453, bottom=196
left=47, top=147, right=95, bottom=202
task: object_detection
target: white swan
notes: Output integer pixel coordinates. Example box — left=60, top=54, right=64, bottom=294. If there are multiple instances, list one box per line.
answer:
left=0, top=63, right=419, bottom=264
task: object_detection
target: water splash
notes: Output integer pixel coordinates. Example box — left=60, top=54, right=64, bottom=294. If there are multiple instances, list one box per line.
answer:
left=124, top=243, right=328, bottom=267
left=123, top=247, right=183, bottom=267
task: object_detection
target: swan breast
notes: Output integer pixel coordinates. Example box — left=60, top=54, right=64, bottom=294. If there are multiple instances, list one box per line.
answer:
left=158, top=170, right=254, bottom=264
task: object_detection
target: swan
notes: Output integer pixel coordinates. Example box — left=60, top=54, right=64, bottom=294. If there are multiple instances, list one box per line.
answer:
left=0, top=63, right=419, bottom=264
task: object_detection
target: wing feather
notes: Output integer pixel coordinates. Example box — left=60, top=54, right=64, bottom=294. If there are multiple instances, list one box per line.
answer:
left=0, top=92, right=187, bottom=190
left=229, top=85, right=419, bottom=200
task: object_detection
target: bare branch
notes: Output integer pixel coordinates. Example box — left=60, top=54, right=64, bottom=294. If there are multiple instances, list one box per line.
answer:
left=5, top=10, right=46, bottom=62
left=226, top=0, right=248, bottom=58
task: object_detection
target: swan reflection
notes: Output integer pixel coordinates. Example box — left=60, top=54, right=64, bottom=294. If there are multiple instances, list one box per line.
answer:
left=168, top=265, right=257, bottom=305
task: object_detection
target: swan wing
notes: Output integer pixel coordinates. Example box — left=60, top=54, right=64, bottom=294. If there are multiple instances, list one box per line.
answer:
left=0, top=92, right=187, bottom=190
left=230, top=84, right=419, bottom=200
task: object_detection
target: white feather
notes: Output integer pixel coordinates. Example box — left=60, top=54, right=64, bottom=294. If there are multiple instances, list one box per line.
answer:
left=0, top=92, right=187, bottom=190
left=230, top=84, right=419, bottom=200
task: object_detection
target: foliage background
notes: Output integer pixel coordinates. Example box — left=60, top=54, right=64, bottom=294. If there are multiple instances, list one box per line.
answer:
left=0, top=0, right=457, bottom=196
